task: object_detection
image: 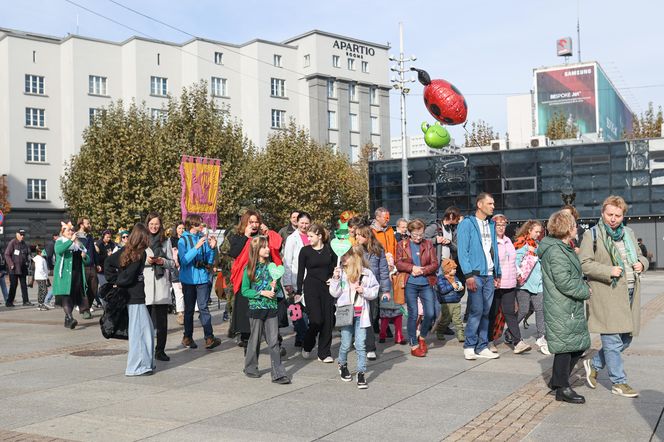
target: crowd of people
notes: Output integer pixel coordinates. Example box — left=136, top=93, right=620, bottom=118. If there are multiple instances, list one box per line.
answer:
left=0, top=193, right=649, bottom=400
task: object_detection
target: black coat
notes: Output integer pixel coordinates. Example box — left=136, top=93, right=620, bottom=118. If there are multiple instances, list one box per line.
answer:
left=4, top=238, right=30, bottom=275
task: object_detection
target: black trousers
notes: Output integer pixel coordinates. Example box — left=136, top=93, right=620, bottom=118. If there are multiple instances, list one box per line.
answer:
left=302, top=288, right=335, bottom=359
left=498, top=288, right=521, bottom=342
left=8, top=274, right=29, bottom=304
left=365, top=298, right=378, bottom=352
left=147, top=304, right=169, bottom=352
left=84, top=267, right=98, bottom=306
left=551, top=350, right=584, bottom=389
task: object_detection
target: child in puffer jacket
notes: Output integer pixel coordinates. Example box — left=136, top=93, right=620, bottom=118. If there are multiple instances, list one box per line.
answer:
left=434, top=259, right=465, bottom=342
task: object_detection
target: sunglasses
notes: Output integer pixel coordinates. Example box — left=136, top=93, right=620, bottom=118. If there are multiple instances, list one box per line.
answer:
left=122, top=235, right=129, bottom=239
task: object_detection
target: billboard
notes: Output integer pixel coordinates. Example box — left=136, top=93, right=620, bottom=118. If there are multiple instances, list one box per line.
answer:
left=596, top=65, right=633, bottom=140
left=535, top=64, right=597, bottom=136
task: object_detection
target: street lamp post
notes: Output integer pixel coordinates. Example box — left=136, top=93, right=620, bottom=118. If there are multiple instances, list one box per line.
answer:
left=390, top=23, right=416, bottom=220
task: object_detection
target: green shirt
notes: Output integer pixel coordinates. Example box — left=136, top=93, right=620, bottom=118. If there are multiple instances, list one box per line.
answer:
left=241, top=263, right=281, bottom=310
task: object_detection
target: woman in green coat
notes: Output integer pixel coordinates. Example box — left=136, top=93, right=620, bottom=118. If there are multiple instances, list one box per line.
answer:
left=53, top=222, right=90, bottom=329
left=538, top=210, right=590, bottom=405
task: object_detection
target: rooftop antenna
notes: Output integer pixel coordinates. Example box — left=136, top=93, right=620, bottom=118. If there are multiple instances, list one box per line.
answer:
left=577, top=1, right=581, bottom=62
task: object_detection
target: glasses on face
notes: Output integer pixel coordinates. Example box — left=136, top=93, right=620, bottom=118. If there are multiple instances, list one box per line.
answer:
left=410, top=233, right=423, bottom=239
left=496, top=223, right=507, bottom=227
left=122, top=235, right=128, bottom=239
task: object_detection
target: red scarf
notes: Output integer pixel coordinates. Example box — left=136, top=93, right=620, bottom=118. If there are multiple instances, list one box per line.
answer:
left=514, top=236, right=538, bottom=256
left=230, top=230, right=282, bottom=293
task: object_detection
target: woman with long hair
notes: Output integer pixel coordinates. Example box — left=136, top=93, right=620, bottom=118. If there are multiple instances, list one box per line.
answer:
left=355, top=225, right=392, bottom=356
left=106, top=224, right=154, bottom=376
left=229, top=210, right=282, bottom=347
left=144, top=212, right=176, bottom=362
left=298, top=223, right=337, bottom=362
left=241, top=236, right=290, bottom=384
left=52, top=221, right=91, bottom=329
left=514, top=220, right=549, bottom=355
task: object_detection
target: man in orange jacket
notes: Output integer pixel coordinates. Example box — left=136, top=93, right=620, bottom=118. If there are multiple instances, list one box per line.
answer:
left=370, top=207, right=396, bottom=260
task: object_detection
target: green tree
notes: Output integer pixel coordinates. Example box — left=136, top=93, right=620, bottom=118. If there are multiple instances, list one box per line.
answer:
left=463, top=119, right=498, bottom=147
left=546, top=111, right=578, bottom=140
left=0, top=174, right=10, bottom=214
left=61, top=82, right=253, bottom=233
left=249, top=122, right=368, bottom=228
left=628, top=102, right=663, bottom=139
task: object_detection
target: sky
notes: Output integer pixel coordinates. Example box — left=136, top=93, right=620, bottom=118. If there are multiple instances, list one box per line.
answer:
left=2, top=0, right=663, bottom=144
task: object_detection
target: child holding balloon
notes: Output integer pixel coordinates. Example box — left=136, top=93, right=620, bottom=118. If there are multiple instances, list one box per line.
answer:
left=329, top=245, right=380, bottom=389
left=241, top=236, right=291, bottom=384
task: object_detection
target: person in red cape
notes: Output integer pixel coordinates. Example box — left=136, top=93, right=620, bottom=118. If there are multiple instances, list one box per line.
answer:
left=229, top=210, right=282, bottom=347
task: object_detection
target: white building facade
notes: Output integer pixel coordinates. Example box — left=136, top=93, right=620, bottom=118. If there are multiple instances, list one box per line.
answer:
left=0, top=28, right=391, bottom=241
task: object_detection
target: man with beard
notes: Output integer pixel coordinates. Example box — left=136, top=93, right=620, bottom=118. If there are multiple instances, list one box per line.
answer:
left=76, top=217, right=98, bottom=316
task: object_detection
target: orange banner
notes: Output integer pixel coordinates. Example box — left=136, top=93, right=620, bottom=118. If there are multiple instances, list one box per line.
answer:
left=179, top=156, right=221, bottom=227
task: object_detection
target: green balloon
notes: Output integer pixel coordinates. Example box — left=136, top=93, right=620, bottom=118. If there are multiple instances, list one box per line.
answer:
left=421, top=121, right=451, bottom=149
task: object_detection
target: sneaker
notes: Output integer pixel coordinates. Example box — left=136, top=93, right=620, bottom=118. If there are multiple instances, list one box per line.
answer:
left=476, top=348, right=500, bottom=359
left=82, top=311, right=92, bottom=320
left=301, top=349, right=311, bottom=359
left=37, top=304, right=49, bottom=311
left=536, top=337, right=551, bottom=356
left=583, top=359, right=597, bottom=389
left=612, top=383, right=639, bottom=398
left=338, top=363, right=352, bottom=382
left=357, top=372, right=368, bottom=389
left=23, top=301, right=34, bottom=306
left=205, top=336, right=221, bottom=349
left=89, top=306, right=95, bottom=313
left=464, top=348, right=477, bottom=360
left=488, top=343, right=498, bottom=353
left=513, top=341, right=532, bottom=354
left=176, top=312, right=184, bottom=325
left=367, top=351, right=377, bottom=361
left=272, top=376, right=291, bottom=385
left=318, top=356, right=334, bottom=363
left=182, top=336, right=198, bottom=349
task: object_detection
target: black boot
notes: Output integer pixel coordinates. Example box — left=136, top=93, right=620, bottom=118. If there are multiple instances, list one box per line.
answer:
left=555, top=387, right=585, bottom=404
left=155, top=350, right=170, bottom=361
left=64, top=314, right=78, bottom=329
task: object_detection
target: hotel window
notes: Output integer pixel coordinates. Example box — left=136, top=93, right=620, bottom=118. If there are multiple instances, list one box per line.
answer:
left=327, top=79, right=336, bottom=98
left=270, top=78, right=286, bottom=97
left=347, top=58, right=355, bottom=70
left=370, top=87, right=378, bottom=105
left=27, top=178, right=47, bottom=200
left=273, top=54, right=282, bottom=67
left=214, top=51, right=223, bottom=65
left=25, top=74, right=44, bottom=94
left=332, top=55, right=340, bottom=68
left=211, top=77, right=228, bottom=97
left=350, top=113, right=358, bottom=131
left=362, top=61, right=369, bottom=73
left=371, top=116, right=379, bottom=134
left=25, top=108, right=45, bottom=127
left=328, top=111, right=337, bottom=129
left=303, top=54, right=310, bottom=67
left=89, top=108, right=102, bottom=125
left=271, top=109, right=286, bottom=128
left=89, top=75, right=108, bottom=95
left=26, top=142, right=46, bottom=163
left=349, top=83, right=357, bottom=102
left=150, top=76, right=168, bottom=96
left=151, top=108, right=166, bottom=122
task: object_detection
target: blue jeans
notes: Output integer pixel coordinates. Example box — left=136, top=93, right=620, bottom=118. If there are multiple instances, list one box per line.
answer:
left=0, top=271, right=8, bottom=302
left=126, top=304, right=155, bottom=376
left=592, top=333, right=633, bottom=384
left=182, top=283, right=214, bottom=339
left=405, top=282, right=436, bottom=346
left=338, top=317, right=367, bottom=373
left=464, top=275, right=494, bottom=352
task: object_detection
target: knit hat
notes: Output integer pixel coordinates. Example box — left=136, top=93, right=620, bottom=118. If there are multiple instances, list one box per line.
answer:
left=442, top=258, right=457, bottom=274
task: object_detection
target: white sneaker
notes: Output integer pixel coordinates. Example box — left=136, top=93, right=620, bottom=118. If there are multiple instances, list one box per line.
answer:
left=536, top=337, right=551, bottom=355
left=476, top=348, right=500, bottom=359
left=301, top=349, right=311, bottom=359
left=367, top=351, right=377, bottom=361
left=513, top=340, right=532, bottom=354
left=464, top=348, right=477, bottom=360
left=318, top=356, right=334, bottom=363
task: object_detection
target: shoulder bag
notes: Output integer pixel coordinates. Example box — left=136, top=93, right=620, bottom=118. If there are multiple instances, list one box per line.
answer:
left=335, top=275, right=362, bottom=328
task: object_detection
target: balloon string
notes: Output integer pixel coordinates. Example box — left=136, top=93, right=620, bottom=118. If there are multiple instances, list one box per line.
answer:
left=462, top=122, right=484, bottom=149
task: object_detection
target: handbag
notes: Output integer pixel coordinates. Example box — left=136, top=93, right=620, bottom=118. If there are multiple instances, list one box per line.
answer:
left=517, top=254, right=538, bottom=286
left=392, top=272, right=408, bottom=305
left=335, top=276, right=361, bottom=328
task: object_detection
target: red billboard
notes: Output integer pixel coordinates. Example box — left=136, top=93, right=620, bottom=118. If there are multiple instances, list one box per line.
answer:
left=536, top=64, right=597, bottom=135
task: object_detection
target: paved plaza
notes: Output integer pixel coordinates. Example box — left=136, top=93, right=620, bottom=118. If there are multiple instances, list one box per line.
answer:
left=1, top=274, right=663, bottom=441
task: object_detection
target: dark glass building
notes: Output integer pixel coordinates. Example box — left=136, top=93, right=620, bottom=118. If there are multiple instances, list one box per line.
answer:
left=370, top=138, right=664, bottom=267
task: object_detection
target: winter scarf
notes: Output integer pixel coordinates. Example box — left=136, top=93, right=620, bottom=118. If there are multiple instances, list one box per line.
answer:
left=599, top=219, right=638, bottom=287
left=514, top=236, right=538, bottom=256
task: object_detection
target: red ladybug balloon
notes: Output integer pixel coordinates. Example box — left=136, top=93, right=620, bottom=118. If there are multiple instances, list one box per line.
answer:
left=412, top=68, right=467, bottom=126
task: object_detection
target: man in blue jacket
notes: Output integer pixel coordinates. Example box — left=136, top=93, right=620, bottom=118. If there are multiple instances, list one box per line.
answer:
left=457, top=193, right=501, bottom=360
left=178, top=213, right=221, bottom=350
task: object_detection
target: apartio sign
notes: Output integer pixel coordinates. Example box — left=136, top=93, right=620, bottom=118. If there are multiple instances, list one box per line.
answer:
left=333, top=39, right=375, bottom=59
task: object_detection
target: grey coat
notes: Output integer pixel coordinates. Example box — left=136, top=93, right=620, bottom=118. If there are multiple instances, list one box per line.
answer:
left=143, top=239, right=176, bottom=305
